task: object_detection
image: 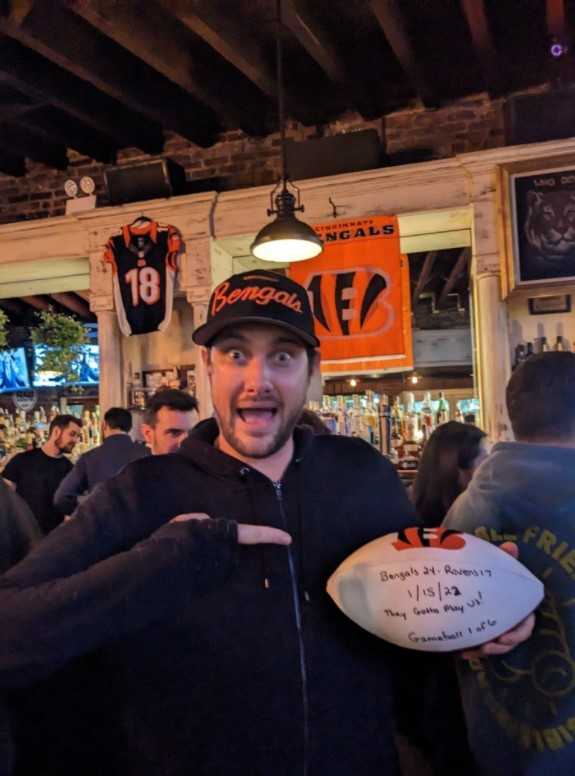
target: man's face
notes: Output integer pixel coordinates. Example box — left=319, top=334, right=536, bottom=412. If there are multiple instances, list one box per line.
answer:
left=53, top=422, right=82, bottom=454
left=205, top=324, right=313, bottom=461
left=142, top=407, right=198, bottom=455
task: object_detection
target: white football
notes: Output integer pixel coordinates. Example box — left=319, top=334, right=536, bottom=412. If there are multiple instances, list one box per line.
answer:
left=327, top=527, right=544, bottom=652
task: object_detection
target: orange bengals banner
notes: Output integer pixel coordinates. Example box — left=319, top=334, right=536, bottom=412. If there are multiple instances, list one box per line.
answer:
left=289, top=215, right=413, bottom=376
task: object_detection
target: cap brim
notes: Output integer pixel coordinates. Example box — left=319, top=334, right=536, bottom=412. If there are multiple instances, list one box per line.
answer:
left=192, top=316, right=319, bottom=348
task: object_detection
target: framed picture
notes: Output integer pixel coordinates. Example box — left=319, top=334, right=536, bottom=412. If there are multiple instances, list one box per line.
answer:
left=528, top=294, right=572, bottom=315
left=143, top=368, right=178, bottom=392
left=500, top=157, right=575, bottom=295
left=130, top=388, right=149, bottom=409
left=179, top=364, right=196, bottom=396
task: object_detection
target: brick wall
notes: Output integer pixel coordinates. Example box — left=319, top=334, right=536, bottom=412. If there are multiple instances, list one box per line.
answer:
left=0, top=86, right=545, bottom=226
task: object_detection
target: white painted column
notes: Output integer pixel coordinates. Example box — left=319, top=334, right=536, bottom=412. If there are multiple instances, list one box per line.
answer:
left=472, top=270, right=512, bottom=440
left=461, top=160, right=513, bottom=440
left=96, top=309, right=124, bottom=412
left=190, top=300, right=213, bottom=419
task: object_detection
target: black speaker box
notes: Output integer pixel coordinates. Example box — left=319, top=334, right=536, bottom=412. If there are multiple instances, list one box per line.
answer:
left=285, top=129, right=382, bottom=180
left=505, top=89, right=575, bottom=146
left=105, top=159, right=187, bottom=205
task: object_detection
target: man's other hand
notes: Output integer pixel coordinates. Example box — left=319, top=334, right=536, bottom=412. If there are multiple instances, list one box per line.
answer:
left=171, top=513, right=292, bottom=546
left=462, top=541, right=536, bottom=659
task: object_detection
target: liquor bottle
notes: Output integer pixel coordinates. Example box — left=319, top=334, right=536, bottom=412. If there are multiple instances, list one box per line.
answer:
left=514, top=344, right=526, bottom=369
left=555, top=336, right=565, bottom=351
left=420, top=392, right=434, bottom=442
left=349, top=394, right=363, bottom=438
left=403, top=393, right=419, bottom=443
left=540, top=336, right=550, bottom=353
left=436, top=391, right=450, bottom=426
left=364, top=391, right=379, bottom=447
left=526, top=341, right=535, bottom=359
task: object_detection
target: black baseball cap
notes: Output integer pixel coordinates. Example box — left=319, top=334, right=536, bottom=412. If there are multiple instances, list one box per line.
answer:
left=192, top=270, right=319, bottom=347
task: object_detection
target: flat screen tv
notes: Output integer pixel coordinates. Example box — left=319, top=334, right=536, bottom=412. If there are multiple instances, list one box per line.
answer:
left=33, top=344, right=100, bottom=388
left=0, top=348, right=31, bottom=393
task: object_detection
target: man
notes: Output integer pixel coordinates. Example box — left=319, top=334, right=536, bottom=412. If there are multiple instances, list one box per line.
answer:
left=140, top=389, right=198, bottom=454
left=3, top=414, right=82, bottom=534
left=53, top=407, right=148, bottom=515
left=0, top=271, right=529, bottom=776
left=0, top=480, right=40, bottom=776
left=445, top=351, right=575, bottom=775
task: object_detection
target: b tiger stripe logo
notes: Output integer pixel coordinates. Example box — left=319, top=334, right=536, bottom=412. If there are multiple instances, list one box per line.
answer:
left=305, top=267, right=392, bottom=339
left=288, top=215, right=414, bottom=373
left=392, top=527, right=466, bottom=551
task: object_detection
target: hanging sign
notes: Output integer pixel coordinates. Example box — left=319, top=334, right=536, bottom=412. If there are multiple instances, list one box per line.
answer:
left=289, top=215, right=413, bottom=376
left=103, top=217, right=183, bottom=337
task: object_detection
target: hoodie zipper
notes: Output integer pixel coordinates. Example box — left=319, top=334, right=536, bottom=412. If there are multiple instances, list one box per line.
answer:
left=273, top=479, right=309, bottom=776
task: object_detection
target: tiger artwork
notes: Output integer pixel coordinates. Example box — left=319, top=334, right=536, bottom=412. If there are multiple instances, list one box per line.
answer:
left=524, top=190, right=575, bottom=263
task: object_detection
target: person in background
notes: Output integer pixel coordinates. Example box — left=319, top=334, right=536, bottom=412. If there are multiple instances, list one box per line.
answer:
left=413, top=420, right=488, bottom=528
left=401, top=421, right=488, bottom=775
left=2, top=415, right=82, bottom=534
left=141, top=389, right=199, bottom=454
left=0, top=480, right=40, bottom=776
left=53, top=407, right=148, bottom=515
left=297, top=407, right=332, bottom=434
left=444, top=352, right=575, bottom=775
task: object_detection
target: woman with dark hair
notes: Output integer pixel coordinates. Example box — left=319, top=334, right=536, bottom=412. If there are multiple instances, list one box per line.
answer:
left=402, top=421, right=489, bottom=776
left=413, top=421, right=488, bottom=527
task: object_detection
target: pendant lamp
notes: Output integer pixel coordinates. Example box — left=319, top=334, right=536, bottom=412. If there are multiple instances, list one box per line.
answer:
left=250, top=0, right=323, bottom=263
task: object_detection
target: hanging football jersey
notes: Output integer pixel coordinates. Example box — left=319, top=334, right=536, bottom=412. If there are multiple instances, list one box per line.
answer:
left=104, top=218, right=182, bottom=336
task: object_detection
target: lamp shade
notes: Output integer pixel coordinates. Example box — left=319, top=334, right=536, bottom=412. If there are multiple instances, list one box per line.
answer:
left=251, top=213, right=323, bottom=262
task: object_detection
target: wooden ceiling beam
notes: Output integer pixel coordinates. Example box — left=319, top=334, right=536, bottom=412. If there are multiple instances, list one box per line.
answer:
left=50, top=292, right=92, bottom=319
left=21, top=295, right=51, bottom=311
left=281, top=0, right=378, bottom=118
left=166, top=0, right=337, bottom=123
left=0, top=37, right=164, bottom=153
left=66, top=0, right=269, bottom=136
left=370, top=0, right=438, bottom=107
left=12, top=106, right=117, bottom=164
left=0, top=0, right=220, bottom=147
left=162, top=0, right=277, bottom=99
left=438, top=248, right=470, bottom=308
left=460, top=0, right=501, bottom=95
left=0, top=122, right=67, bottom=168
left=412, top=250, right=438, bottom=308
left=547, top=0, right=568, bottom=41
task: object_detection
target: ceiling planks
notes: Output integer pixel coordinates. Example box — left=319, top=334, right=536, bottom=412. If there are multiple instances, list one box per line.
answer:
left=0, top=0, right=560, bottom=177
left=460, top=0, right=502, bottom=95
left=162, top=0, right=277, bottom=99
left=66, top=0, right=271, bottom=136
left=49, top=291, right=93, bottom=319
left=0, top=123, right=68, bottom=168
left=0, top=36, right=164, bottom=153
left=0, top=0, right=220, bottom=147
left=281, top=0, right=379, bottom=118
left=370, top=0, right=438, bottom=107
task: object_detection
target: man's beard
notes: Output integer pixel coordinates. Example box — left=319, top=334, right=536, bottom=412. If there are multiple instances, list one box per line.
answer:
left=215, top=399, right=304, bottom=460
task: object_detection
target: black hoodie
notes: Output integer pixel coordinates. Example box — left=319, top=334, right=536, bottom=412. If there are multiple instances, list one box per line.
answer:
left=0, top=421, right=415, bottom=776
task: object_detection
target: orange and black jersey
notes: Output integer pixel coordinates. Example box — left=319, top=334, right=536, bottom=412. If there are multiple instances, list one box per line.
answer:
left=104, top=219, right=181, bottom=336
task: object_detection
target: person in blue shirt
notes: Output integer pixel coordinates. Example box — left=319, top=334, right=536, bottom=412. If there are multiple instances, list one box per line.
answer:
left=53, top=407, right=147, bottom=516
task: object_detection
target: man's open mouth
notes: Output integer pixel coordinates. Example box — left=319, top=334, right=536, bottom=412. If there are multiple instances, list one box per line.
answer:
left=237, top=407, right=278, bottom=424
